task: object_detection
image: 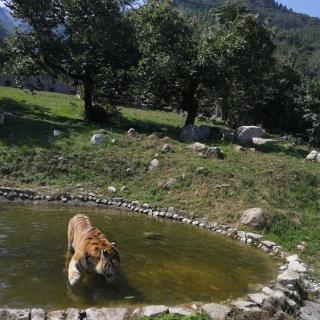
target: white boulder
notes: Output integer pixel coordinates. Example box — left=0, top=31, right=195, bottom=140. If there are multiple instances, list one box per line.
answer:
left=237, top=126, right=265, bottom=145
left=91, top=134, right=104, bottom=144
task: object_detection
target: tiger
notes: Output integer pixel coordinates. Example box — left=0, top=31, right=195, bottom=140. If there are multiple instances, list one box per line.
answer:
left=67, top=214, right=120, bottom=286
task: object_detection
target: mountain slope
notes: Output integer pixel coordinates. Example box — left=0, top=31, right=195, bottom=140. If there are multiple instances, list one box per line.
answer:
left=174, top=0, right=320, bottom=78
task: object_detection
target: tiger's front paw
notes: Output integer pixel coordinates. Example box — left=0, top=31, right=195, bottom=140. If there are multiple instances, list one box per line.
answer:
left=68, top=272, right=81, bottom=286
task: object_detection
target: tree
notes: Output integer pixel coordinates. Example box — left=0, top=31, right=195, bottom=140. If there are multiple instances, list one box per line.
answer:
left=5, top=0, right=136, bottom=121
left=198, top=4, right=276, bottom=126
left=132, top=0, right=200, bottom=126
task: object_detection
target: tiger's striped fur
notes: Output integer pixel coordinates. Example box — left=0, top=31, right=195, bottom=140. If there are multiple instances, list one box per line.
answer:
left=67, top=214, right=120, bottom=286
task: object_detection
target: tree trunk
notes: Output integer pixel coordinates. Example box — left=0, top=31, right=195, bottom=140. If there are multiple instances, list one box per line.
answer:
left=83, top=81, right=94, bottom=121
left=182, top=79, right=198, bottom=127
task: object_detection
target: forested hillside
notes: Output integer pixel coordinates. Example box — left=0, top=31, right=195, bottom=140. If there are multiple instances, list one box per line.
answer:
left=174, top=0, right=320, bottom=78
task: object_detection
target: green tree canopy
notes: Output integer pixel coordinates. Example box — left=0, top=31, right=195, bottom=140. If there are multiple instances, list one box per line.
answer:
left=5, top=0, right=136, bottom=121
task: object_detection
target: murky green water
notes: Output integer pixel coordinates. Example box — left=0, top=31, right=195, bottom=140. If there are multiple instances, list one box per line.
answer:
left=0, top=204, right=278, bottom=309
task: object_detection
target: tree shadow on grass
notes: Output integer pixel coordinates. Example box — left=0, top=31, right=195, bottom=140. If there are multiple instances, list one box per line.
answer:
left=0, top=97, right=95, bottom=148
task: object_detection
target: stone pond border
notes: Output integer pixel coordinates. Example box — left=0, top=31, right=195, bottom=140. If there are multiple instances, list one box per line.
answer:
left=0, top=186, right=319, bottom=320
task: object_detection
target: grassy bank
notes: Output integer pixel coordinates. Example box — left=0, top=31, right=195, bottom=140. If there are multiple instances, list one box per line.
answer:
left=0, top=86, right=320, bottom=277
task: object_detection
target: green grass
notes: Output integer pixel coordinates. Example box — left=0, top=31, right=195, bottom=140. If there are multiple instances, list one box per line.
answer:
left=1, top=86, right=320, bottom=277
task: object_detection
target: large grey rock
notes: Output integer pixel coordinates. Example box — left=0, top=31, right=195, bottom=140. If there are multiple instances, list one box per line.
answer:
left=198, top=125, right=211, bottom=139
left=127, top=128, right=136, bottom=137
left=31, top=309, right=45, bottom=320
left=169, top=307, right=195, bottom=316
left=179, top=125, right=201, bottom=142
left=161, top=144, right=171, bottom=153
left=46, top=310, right=66, bottom=320
left=162, top=177, right=176, bottom=190
left=201, top=303, right=231, bottom=319
left=306, top=150, right=318, bottom=161
left=148, top=159, right=159, bottom=171
left=237, top=126, right=265, bottom=145
left=85, top=308, right=127, bottom=320
left=1, top=309, right=30, bottom=320
left=240, top=208, right=267, bottom=229
left=300, top=301, right=320, bottom=320
left=187, top=142, right=207, bottom=153
left=207, top=147, right=223, bottom=159
left=90, top=134, right=104, bottom=145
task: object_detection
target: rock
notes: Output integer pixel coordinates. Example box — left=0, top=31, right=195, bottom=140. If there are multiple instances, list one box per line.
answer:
left=162, top=177, right=176, bottom=190
left=287, top=260, right=307, bottom=273
left=4, top=309, right=30, bottom=320
left=201, top=303, right=231, bottom=320
left=91, top=134, right=104, bottom=144
left=234, top=145, right=245, bottom=152
left=248, top=293, right=268, bottom=306
left=240, top=208, right=267, bottom=229
left=108, top=186, right=117, bottom=193
left=127, top=128, right=136, bottom=137
left=232, top=300, right=261, bottom=312
left=46, top=310, right=66, bottom=320
left=179, top=125, right=208, bottom=142
left=237, top=126, right=265, bottom=145
left=65, top=309, right=80, bottom=320
left=187, top=142, right=207, bottom=153
left=262, top=291, right=286, bottom=311
left=53, top=129, right=63, bottom=137
left=31, top=308, right=46, bottom=320
left=161, top=144, right=171, bottom=153
left=148, top=159, right=159, bottom=171
left=207, top=147, right=223, bottom=159
left=306, top=150, right=318, bottom=161
left=297, top=244, right=305, bottom=251
left=261, top=240, right=277, bottom=248
left=246, top=232, right=264, bottom=241
left=168, top=307, right=195, bottom=316
left=85, top=308, right=127, bottom=320
left=195, top=167, right=207, bottom=174
left=138, top=305, right=169, bottom=317
left=252, top=138, right=277, bottom=145
left=277, top=269, right=301, bottom=286
left=300, top=301, right=320, bottom=320
left=120, top=186, right=127, bottom=192
left=286, top=254, right=299, bottom=263
left=198, top=125, right=211, bottom=139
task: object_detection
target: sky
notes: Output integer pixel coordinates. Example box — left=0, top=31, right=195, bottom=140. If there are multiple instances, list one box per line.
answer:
left=278, top=0, right=320, bottom=18
left=0, top=0, right=320, bottom=18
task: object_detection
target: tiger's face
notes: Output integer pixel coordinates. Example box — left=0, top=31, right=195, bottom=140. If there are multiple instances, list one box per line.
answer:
left=93, top=245, right=120, bottom=284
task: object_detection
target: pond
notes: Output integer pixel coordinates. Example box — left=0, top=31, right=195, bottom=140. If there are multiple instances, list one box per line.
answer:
left=0, top=204, right=278, bottom=309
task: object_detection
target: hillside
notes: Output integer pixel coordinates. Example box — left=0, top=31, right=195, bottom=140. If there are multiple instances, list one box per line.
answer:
left=0, top=86, right=320, bottom=276
left=174, top=0, right=320, bottom=78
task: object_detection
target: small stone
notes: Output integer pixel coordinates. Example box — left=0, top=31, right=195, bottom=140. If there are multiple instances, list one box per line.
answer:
left=232, top=300, right=260, bottom=312
left=148, top=159, right=159, bottom=171
left=300, top=301, right=320, bottom=320
left=201, top=303, right=231, bottom=320
left=206, top=147, right=224, bottom=159
left=169, top=307, right=195, bottom=316
left=297, top=244, right=305, bottom=251
left=86, top=308, right=127, bottom=320
left=187, top=142, right=207, bottom=153
left=161, top=144, right=171, bottom=153
left=111, top=139, right=116, bottom=144
left=91, top=134, right=104, bottom=144
left=248, top=293, right=268, bottom=305
left=261, top=240, right=277, bottom=248
left=306, top=150, right=318, bottom=161
left=66, top=308, right=81, bottom=320
left=192, top=220, right=199, bottom=226
left=162, top=178, right=176, bottom=189
left=108, top=186, right=117, bottom=193
left=286, top=254, right=299, bottom=263
left=127, top=128, right=136, bottom=137
left=287, top=260, right=307, bottom=273
left=120, top=186, right=128, bottom=192
left=277, top=269, right=301, bottom=286
left=53, top=129, right=63, bottom=137
left=5, top=309, right=30, bottom=320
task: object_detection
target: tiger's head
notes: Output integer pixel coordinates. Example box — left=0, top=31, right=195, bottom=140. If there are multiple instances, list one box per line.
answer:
left=91, top=243, right=120, bottom=284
